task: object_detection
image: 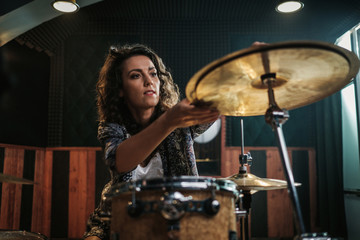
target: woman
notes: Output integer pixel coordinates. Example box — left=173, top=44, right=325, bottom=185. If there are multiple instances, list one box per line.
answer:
left=83, top=44, right=219, bottom=240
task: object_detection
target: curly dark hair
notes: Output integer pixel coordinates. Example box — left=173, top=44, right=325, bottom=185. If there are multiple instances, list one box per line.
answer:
left=96, top=44, right=180, bottom=123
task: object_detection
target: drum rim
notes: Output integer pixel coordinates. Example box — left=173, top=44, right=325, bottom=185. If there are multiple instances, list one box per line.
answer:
left=0, top=230, right=48, bottom=239
left=106, top=176, right=238, bottom=197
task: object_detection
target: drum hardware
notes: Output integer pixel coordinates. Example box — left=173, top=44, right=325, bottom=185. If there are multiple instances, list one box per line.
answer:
left=160, top=191, right=189, bottom=220
left=297, top=232, right=331, bottom=240
left=228, top=119, right=302, bottom=240
left=262, top=70, right=306, bottom=235
left=239, top=119, right=253, bottom=175
left=127, top=191, right=221, bottom=218
left=240, top=119, right=251, bottom=240
left=127, top=182, right=144, bottom=218
left=186, top=41, right=360, bottom=240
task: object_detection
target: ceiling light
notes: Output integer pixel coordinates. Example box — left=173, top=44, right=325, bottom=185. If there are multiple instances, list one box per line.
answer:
left=276, top=0, right=304, bottom=13
left=52, top=0, right=80, bottom=13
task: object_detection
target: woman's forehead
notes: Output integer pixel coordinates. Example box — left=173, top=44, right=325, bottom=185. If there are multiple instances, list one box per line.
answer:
left=122, top=55, right=155, bottom=70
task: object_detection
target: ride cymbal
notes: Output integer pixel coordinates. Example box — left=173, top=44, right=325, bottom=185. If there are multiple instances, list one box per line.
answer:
left=227, top=172, right=301, bottom=191
left=0, top=173, right=34, bottom=185
left=186, top=41, right=360, bottom=116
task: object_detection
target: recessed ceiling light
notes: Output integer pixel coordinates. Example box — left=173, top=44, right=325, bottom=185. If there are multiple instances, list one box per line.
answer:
left=276, top=0, right=304, bottom=13
left=52, top=0, right=80, bottom=13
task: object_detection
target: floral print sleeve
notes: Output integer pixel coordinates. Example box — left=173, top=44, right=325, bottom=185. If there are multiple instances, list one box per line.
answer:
left=97, top=121, right=128, bottom=170
left=83, top=122, right=132, bottom=239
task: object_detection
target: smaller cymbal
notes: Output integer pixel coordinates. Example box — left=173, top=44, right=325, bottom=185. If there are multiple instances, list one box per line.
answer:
left=227, top=173, right=301, bottom=191
left=0, top=173, right=34, bottom=185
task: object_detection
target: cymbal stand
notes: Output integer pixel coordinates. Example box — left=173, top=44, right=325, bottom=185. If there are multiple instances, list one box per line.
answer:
left=261, top=73, right=306, bottom=237
left=237, top=119, right=252, bottom=240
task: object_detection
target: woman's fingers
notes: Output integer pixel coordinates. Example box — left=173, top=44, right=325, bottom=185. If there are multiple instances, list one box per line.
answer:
left=165, top=98, right=220, bottom=128
left=181, top=110, right=220, bottom=126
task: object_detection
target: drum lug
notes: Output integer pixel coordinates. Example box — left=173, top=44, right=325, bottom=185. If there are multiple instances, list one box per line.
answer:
left=160, top=191, right=190, bottom=220
left=127, top=182, right=144, bottom=218
left=127, top=200, right=144, bottom=218
left=204, top=198, right=220, bottom=216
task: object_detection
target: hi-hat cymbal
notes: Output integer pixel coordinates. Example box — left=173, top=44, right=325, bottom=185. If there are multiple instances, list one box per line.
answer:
left=186, top=41, right=360, bottom=116
left=227, top=172, right=301, bottom=191
left=0, top=173, right=34, bottom=185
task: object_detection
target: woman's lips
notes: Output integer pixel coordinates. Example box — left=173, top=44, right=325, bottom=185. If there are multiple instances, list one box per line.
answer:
left=144, top=90, right=156, bottom=95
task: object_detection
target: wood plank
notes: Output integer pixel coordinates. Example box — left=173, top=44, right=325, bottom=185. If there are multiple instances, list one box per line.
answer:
left=68, top=150, right=96, bottom=239
left=42, top=150, right=53, bottom=237
left=266, top=149, right=294, bottom=238
left=0, top=148, right=24, bottom=229
left=31, top=149, right=53, bottom=237
left=308, top=148, right=319, bottom=233
left=68, top=150, right=80, bottom=238
left=13, top=149, right=24, bottom=230
left=86, top=150, right=96, bottom=227
left=32, top=149, right=45, bottom=231
left=220, top=116, right=229, bottom=177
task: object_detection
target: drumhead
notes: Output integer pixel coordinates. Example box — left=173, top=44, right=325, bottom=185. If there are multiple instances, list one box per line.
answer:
left=0, top=230, right=47, bottom=240
left=107, top=176, right=238, bottom=198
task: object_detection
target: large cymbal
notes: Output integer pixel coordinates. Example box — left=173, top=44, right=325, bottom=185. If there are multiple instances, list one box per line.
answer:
left=186, top=41, right=360, bottom=116
left=0, top=173, right=34, bottom=185
left=227, top=172, right=301, bottom=191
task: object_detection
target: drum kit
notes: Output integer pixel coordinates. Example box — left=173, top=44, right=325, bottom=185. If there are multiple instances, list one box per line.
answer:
left=106, top=41, right=360, bottom=240
left=1, top=40, right=360, bottom=240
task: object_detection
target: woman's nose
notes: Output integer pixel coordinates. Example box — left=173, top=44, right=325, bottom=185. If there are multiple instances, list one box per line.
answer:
left=144, top=74, right=153, bottom=86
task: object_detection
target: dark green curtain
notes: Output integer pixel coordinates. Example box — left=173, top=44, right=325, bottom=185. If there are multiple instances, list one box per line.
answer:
left=315, top=92, right=347, bottom=238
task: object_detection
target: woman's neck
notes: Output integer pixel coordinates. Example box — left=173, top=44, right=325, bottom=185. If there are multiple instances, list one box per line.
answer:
left=128, top=107, right=155, bottom=127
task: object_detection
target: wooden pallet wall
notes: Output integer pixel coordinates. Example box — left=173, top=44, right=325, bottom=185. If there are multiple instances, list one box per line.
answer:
left=0, top=145, right=103, bottom=239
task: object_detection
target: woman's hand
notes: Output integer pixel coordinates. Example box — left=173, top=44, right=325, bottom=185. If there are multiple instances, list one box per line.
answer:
left=114, top=99, right=219, bottom=173
left=164, top=99, right=220, bottom=129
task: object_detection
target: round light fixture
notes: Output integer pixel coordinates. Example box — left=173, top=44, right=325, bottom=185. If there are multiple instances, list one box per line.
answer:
left=52, top=0, right=80, bottom=13
left=276, top=0, right=304, bottom=13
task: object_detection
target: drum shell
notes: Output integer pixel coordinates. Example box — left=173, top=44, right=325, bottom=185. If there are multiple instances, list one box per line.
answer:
left=110, top=189, right=237, bottom=240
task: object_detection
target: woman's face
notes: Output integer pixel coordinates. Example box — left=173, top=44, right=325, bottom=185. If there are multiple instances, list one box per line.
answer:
left=120, top=55, right=160, bottom=112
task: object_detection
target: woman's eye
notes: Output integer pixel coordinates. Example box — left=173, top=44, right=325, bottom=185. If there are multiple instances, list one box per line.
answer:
left=130, top=74, right=140, bottom=79
left=151, top=72, right=158, bottom=77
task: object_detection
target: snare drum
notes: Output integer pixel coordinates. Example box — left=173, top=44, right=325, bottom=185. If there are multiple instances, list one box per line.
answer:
left=107, top=176, right=238, bottom=240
